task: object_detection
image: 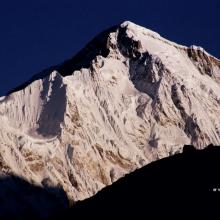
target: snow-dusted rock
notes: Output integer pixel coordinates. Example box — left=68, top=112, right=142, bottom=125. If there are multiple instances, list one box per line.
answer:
left=0, top=21, right=220, bottom=202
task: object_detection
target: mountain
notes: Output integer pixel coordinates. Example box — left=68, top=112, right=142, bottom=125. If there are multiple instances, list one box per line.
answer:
left=0, top=20, right=220, bottom=209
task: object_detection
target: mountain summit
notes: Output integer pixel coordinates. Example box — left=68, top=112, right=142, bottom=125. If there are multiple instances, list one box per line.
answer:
left=0, top=21, right=220, bottom=205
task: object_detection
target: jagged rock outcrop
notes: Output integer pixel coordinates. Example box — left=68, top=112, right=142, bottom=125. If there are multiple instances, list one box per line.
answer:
left=0, top=21, right=220, bottom=203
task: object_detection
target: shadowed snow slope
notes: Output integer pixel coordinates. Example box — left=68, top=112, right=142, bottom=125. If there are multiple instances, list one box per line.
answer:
left=0, top=21, right=220, bottom=204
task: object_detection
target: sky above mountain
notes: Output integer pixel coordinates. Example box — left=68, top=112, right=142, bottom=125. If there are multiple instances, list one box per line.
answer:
left=0, top=0, right=219, bottom=96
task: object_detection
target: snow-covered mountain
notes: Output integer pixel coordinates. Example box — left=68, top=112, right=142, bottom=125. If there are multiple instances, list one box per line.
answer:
left=0, top=21, right=220, bottom=203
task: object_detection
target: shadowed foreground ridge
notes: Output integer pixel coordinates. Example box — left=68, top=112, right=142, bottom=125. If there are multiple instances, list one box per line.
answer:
left=60, top=144, right=220, bottom=219
left=0, top=175, right=69, bottom=220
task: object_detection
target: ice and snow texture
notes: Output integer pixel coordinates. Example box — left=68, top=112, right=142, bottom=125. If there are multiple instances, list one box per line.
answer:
left=0, top=21, right=220, bottom=202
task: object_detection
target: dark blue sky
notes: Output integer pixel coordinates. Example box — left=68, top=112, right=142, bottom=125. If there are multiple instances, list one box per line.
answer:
left=0, top=0, right=219, bottom=96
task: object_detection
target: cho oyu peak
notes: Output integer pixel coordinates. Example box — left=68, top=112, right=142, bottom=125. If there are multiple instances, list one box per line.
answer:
left=0, top=21, right=220, bottom=208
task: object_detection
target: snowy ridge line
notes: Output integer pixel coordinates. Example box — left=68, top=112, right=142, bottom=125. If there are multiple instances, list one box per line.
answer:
left=2, top=21, right=220, bottom=99
left=121, top=21, right=220, bottom=63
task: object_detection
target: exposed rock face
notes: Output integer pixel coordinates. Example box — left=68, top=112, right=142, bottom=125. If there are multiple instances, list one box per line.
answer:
left=0, top=21, right=220, bottom=202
